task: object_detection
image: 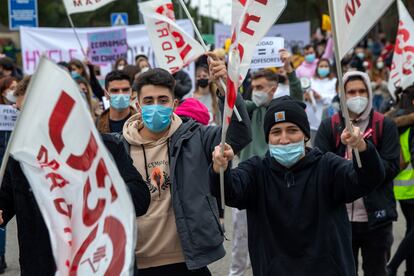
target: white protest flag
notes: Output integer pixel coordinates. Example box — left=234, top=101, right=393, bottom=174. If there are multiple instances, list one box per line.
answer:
left=389, top=0, right=414, bottom=98
left=63, top=0, right=115, bottom=15
left=224, top=0, right=287, bottom=132
left=9, top=57, right=136, bottom=275
left=230, top=0, right=287, bottom=84
left=331, top=0, right=394, bottom=59
left=139, top=0, right=205, bottom=74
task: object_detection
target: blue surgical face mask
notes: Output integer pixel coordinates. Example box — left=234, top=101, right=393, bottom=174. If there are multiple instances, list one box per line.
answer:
left=357, top=52, right=365, bottom=60
left=318, top=67, right=330, bottom=78
left=305, top=54, right=316, bottom=63
left=269, top=140, right=305, bottom=168
left=110, top=94, right=131, bottom=110
left=141, top=104, right=173, bottom=133
left=71, top=71, right=81, bottom=79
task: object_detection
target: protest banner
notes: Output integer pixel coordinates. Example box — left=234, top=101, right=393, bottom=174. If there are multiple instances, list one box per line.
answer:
left=139, top=0, right=205, bottom=74
left=87, top=28, right=128, bottom=65
left=331, top=0, right=394, bottom=59
left=19, top=21, right=196, bottom=87
left=389, top=0, right=414, bottom=99
left=214, top=21, right=310, bottom=51
left=7, top=57, right=136, bottom=275
left=0, top=105, right=18, bottom=131
left=63, top=0, right=115, bottom=15
left=250, top=37, right=284, bottom=69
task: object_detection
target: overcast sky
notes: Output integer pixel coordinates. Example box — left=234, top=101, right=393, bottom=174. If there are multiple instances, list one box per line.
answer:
left=190, top=0, right=232, bottom=25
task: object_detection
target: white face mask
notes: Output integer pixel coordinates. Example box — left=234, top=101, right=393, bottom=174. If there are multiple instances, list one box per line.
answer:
left=252, top=91, right=269, bottom=107
left=117, top=65, right=125, bottom=71
left=5, top=90, right=16, bottom=104
left=347, top=96, right=368, bottom=114
left=376, top=62, right=384, bottom=69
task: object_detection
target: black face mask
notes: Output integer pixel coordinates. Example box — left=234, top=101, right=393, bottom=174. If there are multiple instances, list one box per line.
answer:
left=278, top=75, right=287, bottom=84
left=197, top=78, right=209, bottom=88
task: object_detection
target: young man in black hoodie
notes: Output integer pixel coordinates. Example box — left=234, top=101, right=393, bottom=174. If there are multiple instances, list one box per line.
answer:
left=211, top=96, right=385, bottom=276
left=315, top=71, right=400, bottom=276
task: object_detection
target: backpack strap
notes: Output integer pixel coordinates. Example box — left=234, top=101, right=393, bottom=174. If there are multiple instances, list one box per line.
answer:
left=371, top=111, right=384, bottom=147
left=331, top=113, right=342, bottom=148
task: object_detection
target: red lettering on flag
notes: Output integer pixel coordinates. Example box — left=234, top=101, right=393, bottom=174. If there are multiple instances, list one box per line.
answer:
left=49, top=91, right=75, bottom=154
left=241, top=14, right=261, bottom=36
left=344, top=0, right=361, bottom=24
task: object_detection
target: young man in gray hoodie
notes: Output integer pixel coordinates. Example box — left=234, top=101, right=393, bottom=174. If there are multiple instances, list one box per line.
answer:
left=315, top=71, right=400, bottom=276
left=121, top=55, right=252, bottom=275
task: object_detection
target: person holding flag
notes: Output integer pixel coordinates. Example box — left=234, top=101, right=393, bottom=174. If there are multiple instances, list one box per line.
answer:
left=211, top=95, right=385, bottom=276
left=120, top=53, right=251, bottom=275
left=0, top=64, right=151, bottom=275
left=315, top=71, right=400, bottom=276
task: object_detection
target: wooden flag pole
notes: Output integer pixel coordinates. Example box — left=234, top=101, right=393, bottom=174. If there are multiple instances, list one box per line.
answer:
left=328, top=0, right=362, bottom=168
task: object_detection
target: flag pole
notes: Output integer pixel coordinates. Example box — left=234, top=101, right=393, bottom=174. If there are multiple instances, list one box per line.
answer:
left=64, top=6, right=88, bottom=58
left=328, top=0, right=362, bottom=168
left=0, top=56, right=48, bottom=186
left=177, top=0, right=239, bottom=209
left=176, top=0, right=243, bottom=122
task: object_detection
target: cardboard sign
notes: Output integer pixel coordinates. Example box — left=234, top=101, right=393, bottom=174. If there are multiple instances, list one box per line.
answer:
left=0, top=105, right=18, bottom=131
left=250, top=37, right=284, bottom=69
left=87, top=29, right=128, bottom=65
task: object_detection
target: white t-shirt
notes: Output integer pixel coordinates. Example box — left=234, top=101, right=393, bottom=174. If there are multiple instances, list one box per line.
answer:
left=305, top=77, right=337, bottom=131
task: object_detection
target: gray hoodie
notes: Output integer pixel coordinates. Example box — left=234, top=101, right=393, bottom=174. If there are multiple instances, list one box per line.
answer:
left=342, top=71, right=374, bottom=222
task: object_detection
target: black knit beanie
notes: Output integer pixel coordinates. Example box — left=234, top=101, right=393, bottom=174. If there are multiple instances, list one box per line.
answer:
left=263, top=96, right=310, bottom=143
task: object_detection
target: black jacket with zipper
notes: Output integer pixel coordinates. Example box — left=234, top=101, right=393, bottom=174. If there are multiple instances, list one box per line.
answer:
left=315, top=111, right=400, bottom=229
left=117, top=92, right=252, bottom=270
left=0, top=134, right=150, bottom=275
left=211, top=143, right=385, bottom=276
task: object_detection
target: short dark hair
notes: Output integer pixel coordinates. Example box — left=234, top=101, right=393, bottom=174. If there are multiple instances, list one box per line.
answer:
left=344, top=75, right=368, bottom=92
left=304, top=44, right=314, bottom=51
left=135, top=54, right=148, bottom=62
left=135, top=68, right=176, bottom=97
left=0, top=57, right=15, bottom=71
left=251, top=69, right=278, bottom=83
left=15, top=75, right=32, bottom=97
left=105, top=70, right=132, bottom=90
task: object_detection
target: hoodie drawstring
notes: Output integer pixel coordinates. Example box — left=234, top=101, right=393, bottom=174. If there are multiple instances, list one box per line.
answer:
left=140, top=139, right=171, bottom=181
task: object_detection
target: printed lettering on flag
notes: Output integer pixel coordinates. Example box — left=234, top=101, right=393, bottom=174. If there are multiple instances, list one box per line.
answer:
left=230, top=0, right=287, bottom=83
left=8, top=58, right=136, bottom=275
left=139, top=0, right=205, bottom=74
left=389, top=0, right=414, bottom=98
left=223, top=0, right=286, bottom=131
left=331, top=0, right=393, bottom=59
left=63, top=0, right=115, bottom=15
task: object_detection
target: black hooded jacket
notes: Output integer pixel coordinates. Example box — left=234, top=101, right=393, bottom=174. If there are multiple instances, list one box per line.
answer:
left=211, top=143, right=385, bottom=276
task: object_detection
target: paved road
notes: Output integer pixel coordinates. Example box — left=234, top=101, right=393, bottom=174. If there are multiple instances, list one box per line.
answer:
left=1, top=206, right=407, bottom=276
